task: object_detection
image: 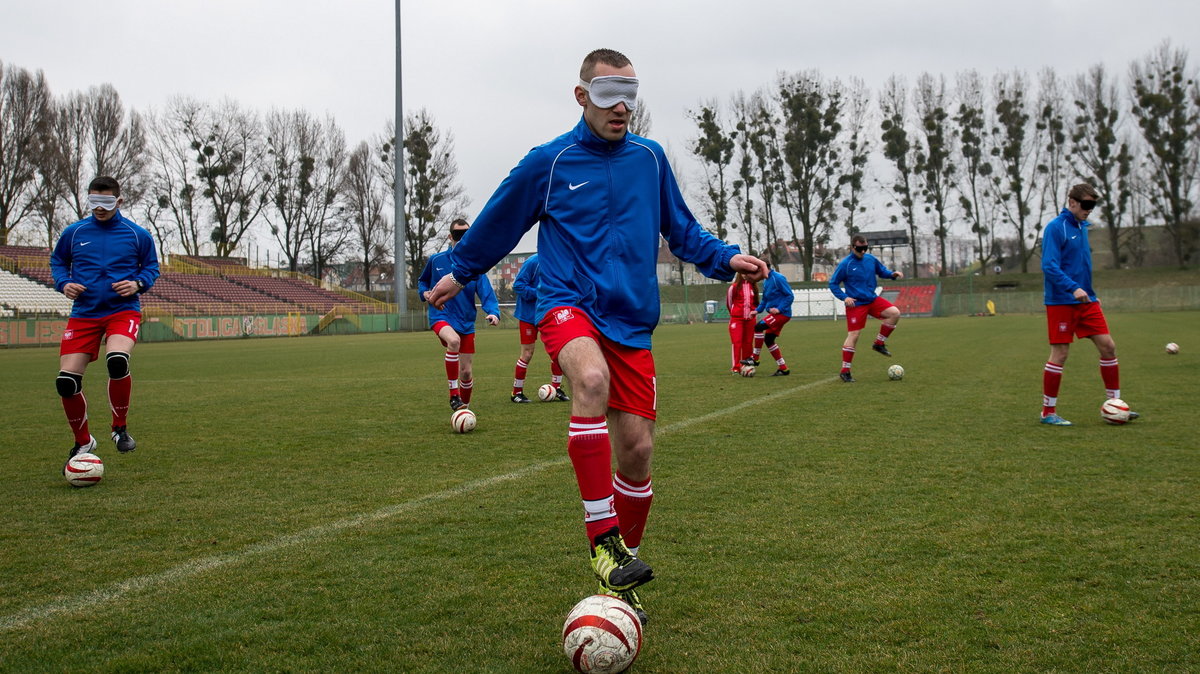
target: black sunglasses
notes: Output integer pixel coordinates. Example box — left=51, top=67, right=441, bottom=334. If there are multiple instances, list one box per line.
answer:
left=1077, top=199, right=1097, bottom=210
left=854, top=245, right=870, bottom=252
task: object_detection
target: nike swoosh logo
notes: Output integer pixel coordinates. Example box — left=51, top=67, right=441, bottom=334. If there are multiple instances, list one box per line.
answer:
left=80, top=242, right=91, bottom=246
left=1070, top=236, right=1077, bottom=239
left=568, top=181, right=589, bottom=191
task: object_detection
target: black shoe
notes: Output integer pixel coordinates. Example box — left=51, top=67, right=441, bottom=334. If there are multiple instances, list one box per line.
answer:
left=67, top=435, right=97, bottom=461
left=872, top=343, right=892, bottom=357
left=554, top=388, right=571, bottom=402
left=772, top=368, right=790, bottom=376
left=111, top=426, right=136, bottom=453
left=450, top=395, right=467, bottom=411
left=1128, top=411, right=1140, bottom=421
left=839, top=371, right=855, bottom=383
left=511, top=392, right=532, bottom=403
left=740, top=358, right=760, bottom=367
left=591, top=527, right=654, bottom=592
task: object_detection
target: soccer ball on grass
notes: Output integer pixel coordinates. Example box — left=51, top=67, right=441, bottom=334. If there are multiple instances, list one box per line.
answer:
left=562, top=594, right=643, bottom=673
left=451, top=408, right=477, bottom=433
left=739, top=364, right=756, bottom=377
left=1165, top=342, right=1179, bottom=354
left=64, top=452, right=104, bottom=487
left=1100, top=398, right=1131, bottom=425
left=538, top=383, right=557, bottom=401
left=887, top=364, right=905, bottom=380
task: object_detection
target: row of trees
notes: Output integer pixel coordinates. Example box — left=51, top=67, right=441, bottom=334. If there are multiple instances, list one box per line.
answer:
left=0, top=59, right=468, bottom=290
left=688, top=41, right=1199, bottom=277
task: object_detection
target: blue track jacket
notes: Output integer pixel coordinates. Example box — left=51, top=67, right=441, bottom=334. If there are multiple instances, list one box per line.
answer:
left=446, top=117, right=740, bottom=350
left=418, top=248, right=499, bottom=334
left=828, top=253, right=896, bottom=304
left=512, top=253, right=540, bottom=325
left=50, top=210, right=160, bottom=319
left=1041, top=208, right=1095, bottom=305
left=755, top=271, right=794, bottom=317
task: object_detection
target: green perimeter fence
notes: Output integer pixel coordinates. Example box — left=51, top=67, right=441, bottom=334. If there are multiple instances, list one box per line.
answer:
left=4, top=285, right=1199, bottom=348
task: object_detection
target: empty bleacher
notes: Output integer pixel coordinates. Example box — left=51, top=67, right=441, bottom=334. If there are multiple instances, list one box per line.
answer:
left=0, top=268, right=73, bottom=316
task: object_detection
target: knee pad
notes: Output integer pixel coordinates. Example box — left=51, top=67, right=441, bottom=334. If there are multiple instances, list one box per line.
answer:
left=106, top=351, right=131, bottom=379
left=765, top=333, right=777, bottom=347
left=754, top=321, right=768, bottom=332
left=56, top=371, right=83, bottom=398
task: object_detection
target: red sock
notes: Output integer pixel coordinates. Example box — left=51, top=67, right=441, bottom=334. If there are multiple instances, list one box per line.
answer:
left=62, top=393, right=90, bottom=445
left=460, top=378, right=473, bottom=404
left=1099, top=358, right=1120, bottom=398
left=445, top=351, right=460, bottom=397
left=841, top=346, right=856, bottom=373
left=1042, top=361, right=1063, bottom=416
left=551, top=360, right=564, bottom=388
left=512, top=358, right=529, bottom=395
left=768, top=344, right=786, bottom=369
left=569, top=416, right=618, bottom=545
left=109, top=375, right=131, bottom=427
left=875, top=323, right=896, bottom=345
left=753, top=333, right=765, bottom=356
left=613, top=472, right=653, bottom=552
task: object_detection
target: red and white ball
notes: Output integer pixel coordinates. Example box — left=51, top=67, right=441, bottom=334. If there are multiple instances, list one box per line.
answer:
left=451, top=408, right=477, bottom=433
left=1166, top=342, right=1179, bottom=354
left=739, top=365, right=756, bottom=378
left=64, top=452, right=104, bottom=487
left=538, top=383, right=557, bottom=402
left=562, top=594, right=643, bottom=674
left=1100, top=398, right=1131, bottom=425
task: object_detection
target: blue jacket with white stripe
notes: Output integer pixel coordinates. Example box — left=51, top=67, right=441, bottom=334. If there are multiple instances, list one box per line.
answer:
left=50, top=210, right=160, bottom=318
left=418, top=248, right=499, bottom=334
left=446, top=116, right=740, bottom=349
left=1041, top=208, right=1095, bottom=305
left=828, top=253, right=896, bottom=304
left=755, top=271, right=794, bottom=317
left=512, top=253, right=541, bottom=325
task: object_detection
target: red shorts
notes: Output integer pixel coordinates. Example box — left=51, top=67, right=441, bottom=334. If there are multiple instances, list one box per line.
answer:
left=538, top=306, right=657, bottom=420
left=431, top=321, right=475, bottom=354
left=1046, top=302, right=1109, bottom=344
left=60, top=310, right=142, bottom=360
left=758, top=313, right=791, bottom=336
left=845, top=298, right=896, bottom=331
left=519, top=320, right=538, bottom=346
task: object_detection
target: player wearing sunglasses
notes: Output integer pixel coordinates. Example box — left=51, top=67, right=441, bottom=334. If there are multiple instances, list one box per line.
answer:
left=50, top=176, right=160, bottom=464
left=828, top=233, right=903, bottom=382
left=1038, top=183, right=1138, bottom=426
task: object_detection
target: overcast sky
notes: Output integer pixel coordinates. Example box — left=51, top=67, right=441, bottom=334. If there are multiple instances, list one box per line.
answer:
left=3, top=0, right=1198, bottom=256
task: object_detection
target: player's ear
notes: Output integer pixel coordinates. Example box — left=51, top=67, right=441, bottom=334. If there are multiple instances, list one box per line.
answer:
left=575, top=86, right=588, bottom=108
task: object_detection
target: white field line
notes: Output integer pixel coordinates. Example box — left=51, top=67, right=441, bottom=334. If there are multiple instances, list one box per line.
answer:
left=0, top=376, right=834, bottom=632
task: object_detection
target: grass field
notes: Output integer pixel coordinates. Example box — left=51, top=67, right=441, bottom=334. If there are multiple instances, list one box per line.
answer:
left=2, top=312, right=1198, bottom=672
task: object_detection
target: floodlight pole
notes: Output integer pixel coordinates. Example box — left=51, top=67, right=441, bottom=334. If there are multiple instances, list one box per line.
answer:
left=393, top=0, right=408, bottom=319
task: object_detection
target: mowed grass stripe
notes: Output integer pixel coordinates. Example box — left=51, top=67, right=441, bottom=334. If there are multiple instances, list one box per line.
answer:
left=0, top=374, right=836, bottom=633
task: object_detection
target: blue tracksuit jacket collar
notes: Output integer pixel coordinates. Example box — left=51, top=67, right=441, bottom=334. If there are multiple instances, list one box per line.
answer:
left=572, top=116, right=629, bottom=153
left=1060, top=208, right=1089, bottom=230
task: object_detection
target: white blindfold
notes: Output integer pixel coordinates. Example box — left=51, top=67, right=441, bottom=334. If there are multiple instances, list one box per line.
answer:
left=579, top=76, right=639, bottom=110
left=87, top=194, right=120, bottom=210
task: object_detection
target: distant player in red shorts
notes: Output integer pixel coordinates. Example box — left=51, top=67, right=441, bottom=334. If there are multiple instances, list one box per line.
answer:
left=509, top=253, right=569, bottom=403
left=828, top=234, right=903, bottom=382
left=1038, top=183, right=1138, bottom=426
left=50, top=176, right=160, bottom=463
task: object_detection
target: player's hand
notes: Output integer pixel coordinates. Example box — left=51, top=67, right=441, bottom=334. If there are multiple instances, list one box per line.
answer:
left=769, top=308, right=780, bottom=315
left=893, top=271, right=904, bottom=280
left=112, top=280, right=138, bottom=297
left=63, top=282, right=86, bottom=300
left=845, top=298, right=856, bottom=307
left=486, top=314, right=499, bottom=326
left=426, top=274, right=463, bottom=309
left=1073, top=288, right=1089, bottom=302
left=730, top=254, right=769, bottom=282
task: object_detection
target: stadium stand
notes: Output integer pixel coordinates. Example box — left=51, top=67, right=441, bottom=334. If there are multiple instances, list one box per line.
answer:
left=0, top=268, right=73, bottom=316
left=882, top=284, right=938, bottom=317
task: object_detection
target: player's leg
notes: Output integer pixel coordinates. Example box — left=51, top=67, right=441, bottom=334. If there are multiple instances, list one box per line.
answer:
left=434, top=323, right=465, bottom=410
left=1041, top=305, right=1075, bottom=425
left=105, top=333, right=138, bottom=452
left=458, top=332, right=476, bottom=405
left=607, top=409, right=655, bottom=625
left=840, top=330, right=859, bottom=382
left=871, top=301, right=900, bottom=356
left=766, top=318, right=790, bottom=375
left=556, top=336, right=617, bottom=538
left=550, top=358, right=570, bottom=401
left=728, top=318, right=743, bottom=373
left=1088, top=331, right=1136, bottom=419
left=57, top=351, right=96, bottom=459
left=751, top=321, right=765, bottom=365
left=512, top=322, right=536, bottom=402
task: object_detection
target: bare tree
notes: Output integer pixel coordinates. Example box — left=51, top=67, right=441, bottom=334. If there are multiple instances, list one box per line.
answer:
left=302, top=118, right=349, bottom=282
left=689, top=101, right=735, bottom=240
left=879, top=76, right=920, bottom=276
left=0, top=61, right=53, bottom=245
left=1034, top=68, right=1070, bottom=228
left=778, top=70, right=844, bottom=280
left=186, top=99, right=272, bottom=256
left=743, top=90, right=786, bottom=261
left=629, top=100, right=653, bottom=137
left=142, top=98, right=207, bottom=256
left=839, top=78, right=872, bottom=241
left=343, top=140, right=391, bottom=293
left=913, top=73, right=957, bottom=276
left=730, top=92, right=759, bottom=254
left=989, top=70, right=1046, bottom=273
left=1072, top=63, right=1134, bottom=268
left=954, top=70, right=997, bottom=272
left=1129, top=41, right=1200, bottom=267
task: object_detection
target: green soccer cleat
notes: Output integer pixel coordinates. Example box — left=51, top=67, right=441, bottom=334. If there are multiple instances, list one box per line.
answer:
left=591, top=527, right=653, bottom=592
left=1040, top=413, right=1073, bottom=426
left=599, top=582, right=648, bottom=626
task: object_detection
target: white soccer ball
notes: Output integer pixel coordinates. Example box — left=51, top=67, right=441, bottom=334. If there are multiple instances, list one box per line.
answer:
left=562, top=594, right=643, bottom=674
left=1100, top=398, right=1131, bottom=425
left=64, top=452, right=104, bottom=487
left=538, top=383, right=557, bottom=402
left=1166, top=342, right=1179, bottom=354
left=451, top=408, right=477, bottom=433
left=888, top=364, right=905, bottom=380
left=739, top=365, right=756, bottom=378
